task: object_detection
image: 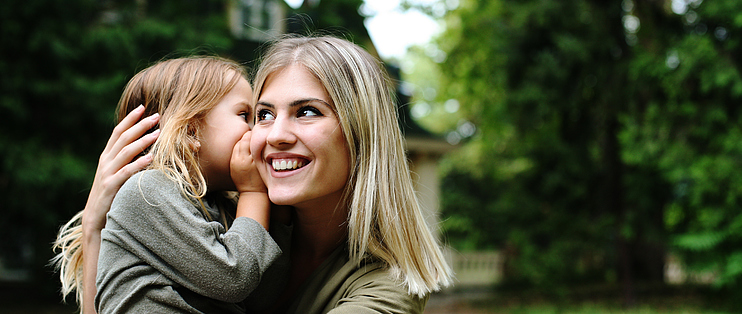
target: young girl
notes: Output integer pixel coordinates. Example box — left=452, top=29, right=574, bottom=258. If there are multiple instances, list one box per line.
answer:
left=53, top=56, right=287, bottom=313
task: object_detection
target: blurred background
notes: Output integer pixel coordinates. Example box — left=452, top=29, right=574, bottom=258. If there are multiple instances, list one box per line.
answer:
left=2, top=0, right=741, bottom=312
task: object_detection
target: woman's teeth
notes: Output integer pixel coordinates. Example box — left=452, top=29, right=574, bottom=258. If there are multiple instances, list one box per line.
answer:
left=272, top=159, right=305, bottom=171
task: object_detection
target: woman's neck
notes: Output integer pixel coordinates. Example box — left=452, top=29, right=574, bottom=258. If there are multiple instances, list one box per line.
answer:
left=269, top=203, right=349, bottom=312
left=291, top=204, right=348, bottom=261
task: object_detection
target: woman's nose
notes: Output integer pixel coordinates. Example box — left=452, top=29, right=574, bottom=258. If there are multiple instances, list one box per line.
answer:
left=266, top=116, right=297, bottom=147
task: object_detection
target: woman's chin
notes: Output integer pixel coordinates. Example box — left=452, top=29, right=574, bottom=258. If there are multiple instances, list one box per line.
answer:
left=267, top=190, right=298, bottom=206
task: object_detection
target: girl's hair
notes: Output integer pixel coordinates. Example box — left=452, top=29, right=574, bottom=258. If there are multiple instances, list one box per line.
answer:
left=51, top=56, right=247, bottom=309
left=122, top=56, right=245, bottom=202
left=252, top=35, right=453, bottom=296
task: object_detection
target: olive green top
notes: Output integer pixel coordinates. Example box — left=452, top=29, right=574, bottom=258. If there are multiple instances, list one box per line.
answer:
left=280, top=244, right=429, bottom=314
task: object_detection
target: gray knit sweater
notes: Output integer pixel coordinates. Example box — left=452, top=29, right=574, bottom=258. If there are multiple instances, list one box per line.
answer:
left=95, top=170, right=285, bottom=313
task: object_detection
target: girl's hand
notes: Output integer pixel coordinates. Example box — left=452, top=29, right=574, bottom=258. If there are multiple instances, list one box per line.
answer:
left=230, top=130, right=267, bottom=194
left=82, top=105, right=160, bottom=232
left=231, top=130, right=270, bottom=230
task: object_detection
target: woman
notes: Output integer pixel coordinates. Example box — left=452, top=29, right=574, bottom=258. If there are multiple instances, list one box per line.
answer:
left=59, top=35, right=453, bottom=313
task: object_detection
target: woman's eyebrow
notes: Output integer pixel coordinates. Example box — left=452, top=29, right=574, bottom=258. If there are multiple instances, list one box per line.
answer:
left=257, top=98, right=331, bottom=108
left=294, top=98, right=333, bottom=109
left=255, top=101, right=274, bottom=108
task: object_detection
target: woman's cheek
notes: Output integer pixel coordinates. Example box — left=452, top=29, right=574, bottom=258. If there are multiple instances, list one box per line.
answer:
left=248, top=129, right=263, bottom=157
left=249, top=130, right=268, bottom=175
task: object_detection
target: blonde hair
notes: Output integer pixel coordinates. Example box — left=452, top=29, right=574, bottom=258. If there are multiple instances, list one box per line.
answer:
left=51, top=56, right=247, bottom=309
left=252, top=36, right=453, bottom=296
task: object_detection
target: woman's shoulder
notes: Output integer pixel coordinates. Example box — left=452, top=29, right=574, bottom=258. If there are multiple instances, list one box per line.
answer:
left=344, top=259, right=428, bottom=304
left=339, top=259, right=428, bottom=313
left=288, top=248, right=428, bottom=314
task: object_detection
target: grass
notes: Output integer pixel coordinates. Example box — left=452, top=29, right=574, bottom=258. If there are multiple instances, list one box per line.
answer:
left=471, top=298, right=731, bottom=314
left=432, top=284, right=739, bottom=314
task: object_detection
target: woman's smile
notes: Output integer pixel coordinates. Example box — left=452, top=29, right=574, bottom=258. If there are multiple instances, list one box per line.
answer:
left=271, top=159, right=306, bottom=171
left=267, top=153, right=310, bottom=173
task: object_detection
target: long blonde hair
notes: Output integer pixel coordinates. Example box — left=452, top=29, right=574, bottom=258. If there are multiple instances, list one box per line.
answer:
left=51, top=56, right=247, bottom=309
left=252, top=36, right=453, bottom=296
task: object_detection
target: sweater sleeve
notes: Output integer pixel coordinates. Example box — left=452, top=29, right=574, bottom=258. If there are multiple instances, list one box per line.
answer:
left=103, top=170, right=281, bottom=303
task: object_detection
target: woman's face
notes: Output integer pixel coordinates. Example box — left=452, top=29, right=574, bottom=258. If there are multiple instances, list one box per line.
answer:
left=250, top=64, right=351, bottom=210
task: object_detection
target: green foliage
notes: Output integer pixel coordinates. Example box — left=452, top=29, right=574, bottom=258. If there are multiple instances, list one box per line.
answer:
left=418, top=0, right=742, bottom=303
left=430, top=0, right=639, bottom=290
left=623, top=0, right=742, bottom=295
left=287, top=0, right=374, bottom=52
left=0, top=0, right=236, bottom=300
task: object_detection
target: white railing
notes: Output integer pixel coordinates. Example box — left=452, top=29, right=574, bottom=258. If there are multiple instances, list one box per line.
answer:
left=445, top=249, right=502, bottom=288
left=444, top=250, right=719, bottom=289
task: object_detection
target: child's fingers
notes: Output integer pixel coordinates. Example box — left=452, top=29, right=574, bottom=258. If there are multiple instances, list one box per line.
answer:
left=231, top=131, right=251, bottom=164
left=239, top=131, right=252, bottom=155
left=231, top=131, right=266, bottom=193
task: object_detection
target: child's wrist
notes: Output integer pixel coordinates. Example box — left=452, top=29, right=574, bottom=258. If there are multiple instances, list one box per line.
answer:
left=236, top=191, right=270, bottom=229
left=238, top=190, right=269, bottom=200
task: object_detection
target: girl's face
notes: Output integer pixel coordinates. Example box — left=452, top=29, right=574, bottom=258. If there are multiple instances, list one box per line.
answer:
left=199, top=75, right=253, bottom=191
left=250, top=64, right=351, bottom=211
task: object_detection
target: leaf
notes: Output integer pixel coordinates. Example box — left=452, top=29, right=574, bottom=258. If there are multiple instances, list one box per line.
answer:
left=673, top=232, right=727, bottom=251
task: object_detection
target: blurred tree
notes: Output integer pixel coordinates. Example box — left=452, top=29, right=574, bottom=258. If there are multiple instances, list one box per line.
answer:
left=411, top=0, right=742, bottom=307
left=286, top=0, right=376, bottom=55
left=0, top=0, right=235, bottom=303
left=425, top=0, right=653, bottom=298
left=626, top=0, right=742, bottom=303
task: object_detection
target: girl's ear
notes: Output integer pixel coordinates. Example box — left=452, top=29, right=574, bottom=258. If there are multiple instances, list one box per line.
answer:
left=186, top=125, right=201, bottom=153
left=189, top=139, right=201, bottom=153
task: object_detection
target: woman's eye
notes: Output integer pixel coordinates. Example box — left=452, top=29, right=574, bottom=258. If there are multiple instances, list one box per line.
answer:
left=298, top=107, right=322, bottom=117
left=257, top=109, right=275, bottom=122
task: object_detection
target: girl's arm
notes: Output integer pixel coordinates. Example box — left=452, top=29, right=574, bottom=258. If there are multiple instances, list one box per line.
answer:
left=231, top=130, right=293, bottom=311
left=230, top=130, right=270, bottom=229
left=97, top=131, right=279, bottom=307
left=100, top=170, right=282, bottom=304
left=81, top=106, right=159, bottom=314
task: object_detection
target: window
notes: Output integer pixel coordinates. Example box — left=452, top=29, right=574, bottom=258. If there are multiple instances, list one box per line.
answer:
left=229, top=0, right=286, bottom=41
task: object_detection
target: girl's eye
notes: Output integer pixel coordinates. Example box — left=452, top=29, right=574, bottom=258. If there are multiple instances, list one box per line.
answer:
left=238, top=112, right=250, bottom=122
left=298, top=106, right=322, bottom=118
left=256, top=109, right=275, bottom=122
left=238, top=111, right=255, bottom=127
